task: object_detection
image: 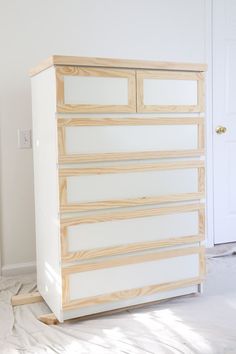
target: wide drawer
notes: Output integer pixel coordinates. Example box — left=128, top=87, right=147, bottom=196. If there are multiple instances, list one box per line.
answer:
left=62, top=246, right=205, bottom=311
left=57, top=117, right=204, bottom=164
left=59, top=161, right=205, bottom=212
left=60, top=203, right=205, bottom=262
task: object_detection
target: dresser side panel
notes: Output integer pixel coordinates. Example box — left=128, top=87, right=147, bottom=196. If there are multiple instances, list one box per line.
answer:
left=31, top=67, right=62, bottom=321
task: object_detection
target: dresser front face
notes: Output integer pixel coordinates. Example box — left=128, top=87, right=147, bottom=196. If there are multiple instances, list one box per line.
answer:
left=32, top=58, right=206, bottom=321
left=56, top=64, right=205, bottom=319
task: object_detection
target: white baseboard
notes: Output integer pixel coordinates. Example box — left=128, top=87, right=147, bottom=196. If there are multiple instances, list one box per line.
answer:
left=1, top=261, right=36, bottom=277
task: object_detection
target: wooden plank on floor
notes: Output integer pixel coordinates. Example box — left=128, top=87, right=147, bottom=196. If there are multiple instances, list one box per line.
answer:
left=38, top=313, right=59, bottom=325
left=11, top=291, right=43, bottom=306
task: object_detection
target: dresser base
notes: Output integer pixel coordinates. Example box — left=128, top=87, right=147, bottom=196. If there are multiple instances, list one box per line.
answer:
left=12, top=283, right=200, bottom=325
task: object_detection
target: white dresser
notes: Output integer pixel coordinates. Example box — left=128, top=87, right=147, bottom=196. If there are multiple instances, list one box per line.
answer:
left=30, top=56, right=206, bottom=322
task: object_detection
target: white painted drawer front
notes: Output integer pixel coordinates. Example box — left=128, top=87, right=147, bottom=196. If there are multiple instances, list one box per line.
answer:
left=65, top=124, right=198, bottom=154
left=69, top=254, right=199, bottom=300
left=57, top=118, right=204, bottom=164
left=66, top=168, right=198, bottom=204
left=67, top=211, right=199, bottom=254
left=62, top=247, right=204, bottom=310
left=137, top=70, right=204, bottom=112
left=61, top=203, right=204, bottom=262
left=64, top=76, right=128, bottom=105
left=56, top=67, right=136, bottom=113
left=143, top=79, right=197, bottom=106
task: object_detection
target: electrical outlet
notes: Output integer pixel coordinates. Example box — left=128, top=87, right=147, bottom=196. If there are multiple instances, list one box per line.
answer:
left=18, top=129, right=32, bottom=149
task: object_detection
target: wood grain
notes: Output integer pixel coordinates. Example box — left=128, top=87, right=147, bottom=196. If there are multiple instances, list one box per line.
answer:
left=198, top=167, right=205, bottom=194
left=57, top=117, right=204, bottom=164
left=11, top=292, right=43, bottom=306
left=59, top=177, right=67, bottom=205
left=38, top=313, right=59, bottom=325
left=62, top=276, right=203, bottom=310
left=60, top=192, right=204, bottom=212
left=29, top=55, right=207, bottom=77
left=62, top=246, right=204, bottom=275
left=59, top=149, right=205, bottom=164
left=56, top=66, right=136, bottom=113
left=60, top=203, right=204, bottom=227
left=61, top=234, right=204, bottom=262
left=137, top=70, right=204, bottom=113
left=57, top=117, right=204, bottom=127
left=59, top=160, right=204, bottom=177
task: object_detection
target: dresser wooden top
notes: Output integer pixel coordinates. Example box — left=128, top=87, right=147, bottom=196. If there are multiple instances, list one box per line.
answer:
left=29, top=55, right=207, bottom=77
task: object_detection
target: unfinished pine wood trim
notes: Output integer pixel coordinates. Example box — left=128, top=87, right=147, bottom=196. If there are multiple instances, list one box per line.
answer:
left=198, top=120, right=205, bottom=150
left=57, top=117, right=204, bottom=127
left=60, top=192, right=204, bottom=213
left=199, top=249, right=206, bottom=277
left=57, top=117, right=204, bottom=164
left=198, top=167, right=205, bottom=194
left=38, top=313, right=59, bottom=325
left=62, top=246, right=204, bottom=276
left=59, top=177, right=67, bottom=205
left=198, top=207, right=205, bottom=236
left=59, top=160, right=204, bottom=177
left=62, top=276, right=203, bottom=311
left=29, top=55, right=207, bottom=77
left=57, top=126, right=66, bottom=155
left=60, top=203, right=204, bottom=227
left=62, top=275, right=70, bottom=305
left=198, top=72, right=205, bottom=112
left=59, top=149, right=205, bottom=164
left=61, top=234, right=205, bottom=263
left=11, top=292, right=43, bottom=306
left=137, top=70, right=204, bottom=113
left=61, top=226, right=68, bottom=258
left=138, top=70, right=202, bottom=81
left=56, top=66, right=136, bottom=113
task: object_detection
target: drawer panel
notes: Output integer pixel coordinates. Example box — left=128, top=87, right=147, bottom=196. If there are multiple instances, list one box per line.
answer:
left=56, top=67, right=136, bottom=113
left=60, top=203, right=205, bottom=262
left=59, top=161, right=205, bottom=212
left=137, top=70, right=204, bottom=113
left=67, top=169, right=197, bottom=203
left=66, top=125, right=198, bottom=153
left=57, top=117, right=204, bottom=164
left=67, top=211, right=198, bottom=252
left=62, top=247, right=204, bottom=310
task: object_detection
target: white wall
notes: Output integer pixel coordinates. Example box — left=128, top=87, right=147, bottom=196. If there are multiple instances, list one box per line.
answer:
left=0, top=0, right=207, bottom=272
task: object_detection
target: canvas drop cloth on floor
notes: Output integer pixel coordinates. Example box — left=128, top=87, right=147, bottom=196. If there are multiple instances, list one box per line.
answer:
left=1, top=248, right=236, bottom=354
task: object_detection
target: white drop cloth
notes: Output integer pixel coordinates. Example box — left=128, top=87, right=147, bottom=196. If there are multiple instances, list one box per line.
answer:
left=1, top=252, right=236, bottom=353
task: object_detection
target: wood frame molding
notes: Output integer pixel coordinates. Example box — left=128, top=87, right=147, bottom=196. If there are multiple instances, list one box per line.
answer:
left=60, top=202, right=204, bottom=227
left=60, top=203, right=204, bottom=262
left=62, top=246, right=205, bottom=310
left=63, top=277, right=203, bottom=311
left=56, top=66, right=136, bottom=113
left=59, top=160, right=204, bottom=177
left=60, top=192, right=204, bottom=213
left=59, top=160, right=205, bottom=212
left=57, top=117, right=205, bottom=164
left=62, top=234, right=204, bottom=263
left=137, top=70, right=205, bottom=113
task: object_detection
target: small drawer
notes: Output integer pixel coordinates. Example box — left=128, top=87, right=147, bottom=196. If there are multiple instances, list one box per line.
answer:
left=62, top=246, right=205, bottom=311
left=56, top=66, right=136, bottom=113
left=137, top=70, right=204, bottom=113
